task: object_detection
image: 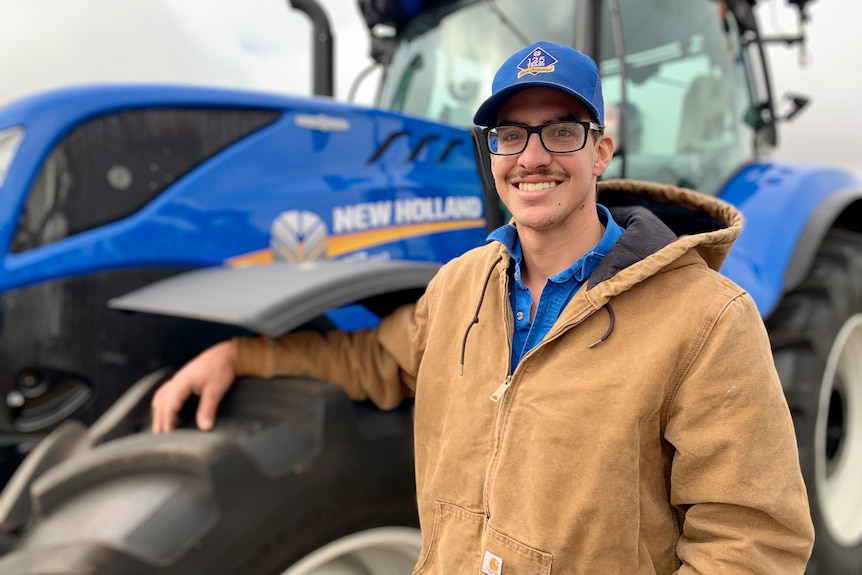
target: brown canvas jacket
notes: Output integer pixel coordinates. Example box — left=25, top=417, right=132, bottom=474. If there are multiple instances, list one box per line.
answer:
left=236, top=179, right=815, bottom=574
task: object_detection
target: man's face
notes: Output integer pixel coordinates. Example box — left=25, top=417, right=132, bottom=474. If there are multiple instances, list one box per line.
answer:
left=490, top=87, right=613, bottom=235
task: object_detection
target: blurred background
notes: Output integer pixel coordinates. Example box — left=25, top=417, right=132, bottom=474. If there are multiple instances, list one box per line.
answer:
left=1, top=0, right=859, bottom=174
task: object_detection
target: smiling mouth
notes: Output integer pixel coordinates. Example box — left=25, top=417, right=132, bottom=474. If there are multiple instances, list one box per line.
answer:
left=518, top=181, right=558, bottom=192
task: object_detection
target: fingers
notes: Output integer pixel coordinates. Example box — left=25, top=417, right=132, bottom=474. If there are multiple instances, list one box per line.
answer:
left=150, top=339, right=238, bottom=434
left=151, top=380, right=192, bottom=433
left=196, top=383, right=229, bottom=431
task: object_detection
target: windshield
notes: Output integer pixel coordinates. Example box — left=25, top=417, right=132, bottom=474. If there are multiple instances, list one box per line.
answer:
left=378, top=0, right=578, bottom=127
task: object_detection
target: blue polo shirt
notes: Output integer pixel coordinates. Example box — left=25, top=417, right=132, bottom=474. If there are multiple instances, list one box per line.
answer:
left=488, top=204, right=624, bottom=373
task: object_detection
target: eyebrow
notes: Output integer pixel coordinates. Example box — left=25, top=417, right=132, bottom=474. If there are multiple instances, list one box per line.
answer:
left=496, top=114, right=585, bottom=126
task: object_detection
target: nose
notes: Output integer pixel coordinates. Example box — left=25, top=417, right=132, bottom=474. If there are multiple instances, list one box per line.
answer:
left=518, top=132, right=552, bottom=169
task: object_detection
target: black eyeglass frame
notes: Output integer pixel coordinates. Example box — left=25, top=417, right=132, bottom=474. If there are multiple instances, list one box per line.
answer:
left=483, top=120, right=604, bottom=156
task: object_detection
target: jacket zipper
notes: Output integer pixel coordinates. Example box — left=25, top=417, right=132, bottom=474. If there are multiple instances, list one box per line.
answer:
left=491, top=266, right=515, bottom=404
left=483, top=267, right=515, bottom=518
left=490, top=376, right=512, bottom=402
left=488, top=307, right=593, bottom=403
left=482, top=301, right=601, bottom=519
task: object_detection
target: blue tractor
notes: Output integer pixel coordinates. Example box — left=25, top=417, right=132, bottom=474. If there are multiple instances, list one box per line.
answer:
left=0, top=0, right=859, bottom=572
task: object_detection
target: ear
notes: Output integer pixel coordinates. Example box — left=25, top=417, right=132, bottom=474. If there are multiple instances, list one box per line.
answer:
left=592, top=134, right=615, bottom=177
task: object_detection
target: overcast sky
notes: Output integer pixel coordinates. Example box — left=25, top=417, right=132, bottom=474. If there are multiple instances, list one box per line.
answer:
left=0, top=0, right=376, bottom=103
left=757, top=0, right=862, bottom=175
left=0, top=0, right=859, bottom=174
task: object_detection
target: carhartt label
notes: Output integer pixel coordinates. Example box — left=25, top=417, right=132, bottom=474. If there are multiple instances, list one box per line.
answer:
left=482, top=550, right=503, bottom=575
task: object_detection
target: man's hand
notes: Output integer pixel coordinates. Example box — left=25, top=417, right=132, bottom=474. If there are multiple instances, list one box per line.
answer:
left=151, top=339, right=237, bottom=433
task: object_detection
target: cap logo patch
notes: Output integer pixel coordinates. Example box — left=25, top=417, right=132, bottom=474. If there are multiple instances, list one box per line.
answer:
left=517, top=47, right=558, bottom=78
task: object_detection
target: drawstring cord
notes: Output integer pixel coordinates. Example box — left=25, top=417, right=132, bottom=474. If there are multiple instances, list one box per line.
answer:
left=460, top=256, right=503, bottom=376
left=589, top=303, right=615, bottom=348
left=459, top=257, right=614, bottom=373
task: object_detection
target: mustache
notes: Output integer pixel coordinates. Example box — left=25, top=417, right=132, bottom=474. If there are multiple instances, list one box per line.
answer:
left=514, top=168, right=563, bottom=179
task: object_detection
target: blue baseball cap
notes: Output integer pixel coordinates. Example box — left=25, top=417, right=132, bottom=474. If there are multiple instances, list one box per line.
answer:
left=473, top=40, right=604, bottom=127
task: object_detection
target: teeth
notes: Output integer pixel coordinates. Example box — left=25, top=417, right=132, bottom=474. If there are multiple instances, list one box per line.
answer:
left=518, top=181, right=557, bottom=192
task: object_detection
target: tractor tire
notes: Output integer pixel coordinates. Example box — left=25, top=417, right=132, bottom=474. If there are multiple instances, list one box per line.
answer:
left=767, top=229, right=862, bottom=574
left=0, top=374, right=421, bottom=575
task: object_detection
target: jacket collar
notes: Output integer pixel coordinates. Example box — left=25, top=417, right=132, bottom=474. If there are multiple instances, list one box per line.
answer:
left=484, top=179, right=742, bottom=317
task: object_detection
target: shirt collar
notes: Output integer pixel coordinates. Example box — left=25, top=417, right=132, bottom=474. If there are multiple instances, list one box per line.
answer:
left=487, top=203, right=624, bottom=283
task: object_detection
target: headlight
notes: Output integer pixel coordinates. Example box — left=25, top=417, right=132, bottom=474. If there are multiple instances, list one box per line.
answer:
left=0, top=126, right=25, bottom=188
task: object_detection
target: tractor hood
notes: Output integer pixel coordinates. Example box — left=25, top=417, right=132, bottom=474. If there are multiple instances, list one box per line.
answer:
left=0, top=84, right=489, bottom=293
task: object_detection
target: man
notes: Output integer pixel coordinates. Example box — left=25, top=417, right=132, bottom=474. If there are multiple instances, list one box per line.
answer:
left=152, top=41, right=815, bottom=573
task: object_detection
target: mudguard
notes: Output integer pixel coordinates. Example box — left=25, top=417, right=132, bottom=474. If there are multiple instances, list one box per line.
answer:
left=108, top=260, right=439, bottom=336
left=719, top=161, right=862, bottom=318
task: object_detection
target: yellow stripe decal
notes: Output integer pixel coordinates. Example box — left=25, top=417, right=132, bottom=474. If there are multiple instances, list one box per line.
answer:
left=226, top=249, right=273, bottom=267
left=225, top=219, right=486, bottom=267
left=327, top=219, right=485, bottom=256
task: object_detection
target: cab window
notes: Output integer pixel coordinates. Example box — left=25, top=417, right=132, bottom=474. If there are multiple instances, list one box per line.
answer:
left=600, top=0, right=755, bottom=195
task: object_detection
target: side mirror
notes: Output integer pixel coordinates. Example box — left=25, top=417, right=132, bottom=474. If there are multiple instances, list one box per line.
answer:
left=778, top=93, right=810, bottom=122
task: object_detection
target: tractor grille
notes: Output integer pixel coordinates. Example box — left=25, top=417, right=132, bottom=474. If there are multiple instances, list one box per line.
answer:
left=11, top=107, right=278, bottom=253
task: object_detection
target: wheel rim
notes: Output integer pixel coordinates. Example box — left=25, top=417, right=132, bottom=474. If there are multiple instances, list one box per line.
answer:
left=280, top=527, right=422, bottom=575
left=816, top=313, right=862, bottom=547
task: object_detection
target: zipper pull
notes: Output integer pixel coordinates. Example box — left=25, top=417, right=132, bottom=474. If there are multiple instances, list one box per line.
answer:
left=490, top=376, right=512, bottom=403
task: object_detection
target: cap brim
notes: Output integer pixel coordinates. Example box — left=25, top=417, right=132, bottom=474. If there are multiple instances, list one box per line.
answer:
left=473, top=81, right=602, bottom=127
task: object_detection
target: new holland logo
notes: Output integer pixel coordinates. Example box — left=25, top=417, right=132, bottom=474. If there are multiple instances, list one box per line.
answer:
left=517, top=47, right=558, bottom=78
left=271, top=210, right=328, bottom=262
left=225, top=198, right=486, bottom=268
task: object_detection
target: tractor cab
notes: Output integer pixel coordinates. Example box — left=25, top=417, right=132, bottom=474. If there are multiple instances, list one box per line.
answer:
left=365, top=0, right=777, bottom=196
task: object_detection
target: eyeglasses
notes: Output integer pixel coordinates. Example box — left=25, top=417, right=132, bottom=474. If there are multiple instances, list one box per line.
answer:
left=484, top=121, right=603, bottom=156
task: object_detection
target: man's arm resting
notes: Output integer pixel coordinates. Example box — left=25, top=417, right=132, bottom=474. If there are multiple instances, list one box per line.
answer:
left=235, top=303, right=420, bottom=411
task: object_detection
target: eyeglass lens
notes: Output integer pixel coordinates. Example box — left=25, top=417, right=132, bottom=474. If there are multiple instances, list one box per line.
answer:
left=487, top=122, right=587, bottom=155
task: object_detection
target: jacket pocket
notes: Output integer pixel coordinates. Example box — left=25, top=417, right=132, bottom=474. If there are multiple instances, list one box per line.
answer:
left=413, top=500, right=553, bottom=574
left=413, top=501, right=484, bottom=574
left=482, top=524, right=553, bottom=575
